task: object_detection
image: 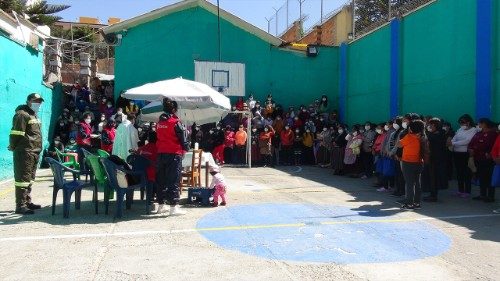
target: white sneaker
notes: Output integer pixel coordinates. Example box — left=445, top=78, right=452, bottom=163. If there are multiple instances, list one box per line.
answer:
left=156, top=204, right=168, bottom=214
left=169, top=205, right=186, bottom=216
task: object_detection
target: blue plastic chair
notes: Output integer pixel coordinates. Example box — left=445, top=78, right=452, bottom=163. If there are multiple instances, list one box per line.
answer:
left=100, top=158, right=151, bottom=218
left=127, top=154, right=152, bottom=201
left=46, top=158, right=97, bottom=218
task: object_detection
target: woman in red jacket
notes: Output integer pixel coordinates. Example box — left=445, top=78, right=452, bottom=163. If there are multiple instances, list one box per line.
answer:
left=280, top=125, right=295, bottom=165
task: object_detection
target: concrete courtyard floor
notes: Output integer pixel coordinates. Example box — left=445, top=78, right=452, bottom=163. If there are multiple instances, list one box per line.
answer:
left=0, top=165, right=499, bottom=281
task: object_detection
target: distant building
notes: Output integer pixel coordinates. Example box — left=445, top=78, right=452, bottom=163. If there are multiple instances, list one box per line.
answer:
left=281, top=5, right=353, bottom=46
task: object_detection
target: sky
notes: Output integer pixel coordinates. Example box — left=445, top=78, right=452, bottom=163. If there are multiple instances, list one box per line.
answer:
left=53, top=0, right=348, bottom=35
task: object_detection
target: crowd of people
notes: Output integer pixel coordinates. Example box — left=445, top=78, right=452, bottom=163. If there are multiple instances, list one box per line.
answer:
left=46, top=86, right=500, bottom=213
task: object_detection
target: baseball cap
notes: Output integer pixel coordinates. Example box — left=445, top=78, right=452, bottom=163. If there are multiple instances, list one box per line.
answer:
left=27, top=93, right=44, bottom=102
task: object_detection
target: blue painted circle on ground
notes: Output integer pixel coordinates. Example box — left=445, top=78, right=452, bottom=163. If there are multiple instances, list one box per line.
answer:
left=196, top=203, right=451, bottom=264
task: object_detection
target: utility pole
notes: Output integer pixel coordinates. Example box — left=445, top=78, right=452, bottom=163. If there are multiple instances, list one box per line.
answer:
left=217, top=0, right=221, bottom=61
left=70, top=23, right=74, bottom=64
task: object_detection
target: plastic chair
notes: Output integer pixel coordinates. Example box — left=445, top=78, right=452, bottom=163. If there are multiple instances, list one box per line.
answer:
left=46, top=158, right=97, bottom=218
left=97, top=149, right=110, bottom=158
left=55, top=147, right=80, bottom=170
left=126, top=154, right=151, bottom=201
left=100, top=158, right=151, bottom=218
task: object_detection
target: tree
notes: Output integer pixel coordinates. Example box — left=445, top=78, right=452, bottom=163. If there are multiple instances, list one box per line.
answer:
left=0, top=0, right=70, bottom=25
left=354, top=0, right=417, bottom=34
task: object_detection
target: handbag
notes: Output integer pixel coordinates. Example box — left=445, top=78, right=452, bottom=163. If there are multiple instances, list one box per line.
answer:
left=492, top=165, right=500, bottom=187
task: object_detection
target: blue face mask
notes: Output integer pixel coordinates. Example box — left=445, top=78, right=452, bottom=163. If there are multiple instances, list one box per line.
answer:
left=30, top=103, right=41, bottom=113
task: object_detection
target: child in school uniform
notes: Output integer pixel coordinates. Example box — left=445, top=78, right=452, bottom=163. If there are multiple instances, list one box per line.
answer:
left=210, top=166, right=227, bottom=207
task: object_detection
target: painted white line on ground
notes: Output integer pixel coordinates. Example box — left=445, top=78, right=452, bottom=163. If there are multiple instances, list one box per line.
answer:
left=0, top=213, right=497, bottom=243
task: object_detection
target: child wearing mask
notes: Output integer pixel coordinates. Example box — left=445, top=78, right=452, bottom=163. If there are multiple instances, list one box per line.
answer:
left=250, top=128, right=261, bottom=166
left=209, top=165, right=228, bottom=207
left=372, top=123, right=388, bottom=191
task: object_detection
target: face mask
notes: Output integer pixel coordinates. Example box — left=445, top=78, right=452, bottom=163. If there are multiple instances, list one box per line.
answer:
left=477, top=126, right=482, bottom=132
left=376, top=129, right=382, bottom=134
left=217, top=127, right=221, bottom=130
left=152, top=127, right=156, bottom=132
left=264, top=128, right=269, bottom=132
left=360, top=129, right=365, bottom=133
left=85, top=119, right=91, bottom=124
left=209, top=130, right=214, bottom=134
left=365, top=125, right=370, bottom=131
left=59, top=123, right=64, bottom=126
left=322, top=98, right=326, bottom=101
left=393, top=123, right=400, bottom=130
left=285, top=126, right=290, bottom=130
left=54, top=141, right=60, bottom=144
left=402, top=122, right=408, bottom=129
left=267, top=98, right=271, bottom=101
left=30, top=103, right=41, bottom=113
left=323, top=128, right=327, bottom=132
left=443, top=126, right=449, bottom=132
left=459, top=125, right=466, bottom=130
left=130, top=102, right=134, bottom=106
left=138, top=128, right=143, bottom=132
left=276, top=117, right=281, bottom=120
left=295, top=130, right=300, bottom=133
left=256, top=105, right=260, bottom=108
left=338, top=129, right=344, bottom=134
left=384, top=125, right=389, bottom=131
left=239, top=128, right=244, bottom=131
left=353, top=131, right=358, bottom=137
left=302, top=109, right=306, bottom=112
left=306, top=130, right=310, bottom=133
left=252, top=129, right=257, bottom=132
left=426, top=126, right=432, bottom=132
left=232, top=107, right=236, bottom=111
left=196, top=127, right=200, bottom=130
left=117, top=110, right=122, bottom=114
left=294, top=117, right=299, bottom=121
left=101, top=117, right=105, bottom=121
left=320, top=118, right=324, bottom=122
left=107, top=104, right=112, bottom=108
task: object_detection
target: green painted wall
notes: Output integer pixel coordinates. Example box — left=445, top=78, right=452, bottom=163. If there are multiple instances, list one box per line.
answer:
left=114, top=7, right=338, bottom=108
left=494, top=0, right=500, bottom=121
left=0, top=34, right=62, bottom=180
left=346, top=25, right=391, bottom=126
left=401, top=0, right=477, bottom=124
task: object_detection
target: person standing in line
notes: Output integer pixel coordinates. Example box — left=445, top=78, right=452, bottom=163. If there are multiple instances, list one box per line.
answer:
left=234, top=125, right=247, bottom=164
left=450, top=114, right=478, bottom=198
left=155, top=98, right=190, bottom=215
left=280, top=125, right=295, bottom=166
left=468, top=118, right=497, bottom=202
left=9, top=93, right=44, bottom=215
left=398, top=120, right=428, bottom=210
left=100, top=118, right=116, bottom=154
left=424, top=118, right=448, bottom=202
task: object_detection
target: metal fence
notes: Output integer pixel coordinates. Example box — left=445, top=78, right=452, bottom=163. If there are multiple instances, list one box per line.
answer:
left=264, top=0, right=435, bottom=40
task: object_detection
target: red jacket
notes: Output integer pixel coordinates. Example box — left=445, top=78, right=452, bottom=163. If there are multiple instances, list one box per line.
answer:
left=280, top=129, right=295, bottom=146
left=137, top=143, right=158, bottom=181
left=373, top=133, right=386, bottom=154
left=224, top=131, right=235, bottom=148
left=100, top=126, right=116, bottom=153
left=468, top=131, right=497, bottom=161
left=76, top=122, right=92, bottom=146
left=156, top=114, right=186, bottom=155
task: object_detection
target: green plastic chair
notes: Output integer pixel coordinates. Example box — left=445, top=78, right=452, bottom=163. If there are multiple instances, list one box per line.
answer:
left=85, top=154, right=114, bottom=205
left=55, top=147, right=80, bottom=170
left=97, top=149, right=110, bottom=158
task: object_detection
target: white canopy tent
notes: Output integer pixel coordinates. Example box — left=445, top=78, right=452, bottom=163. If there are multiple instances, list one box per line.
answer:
left=121, top=78, right=252, bottom=167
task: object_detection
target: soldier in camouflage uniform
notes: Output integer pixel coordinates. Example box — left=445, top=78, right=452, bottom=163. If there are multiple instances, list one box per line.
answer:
left=9, top=93, right=44, bottom=215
